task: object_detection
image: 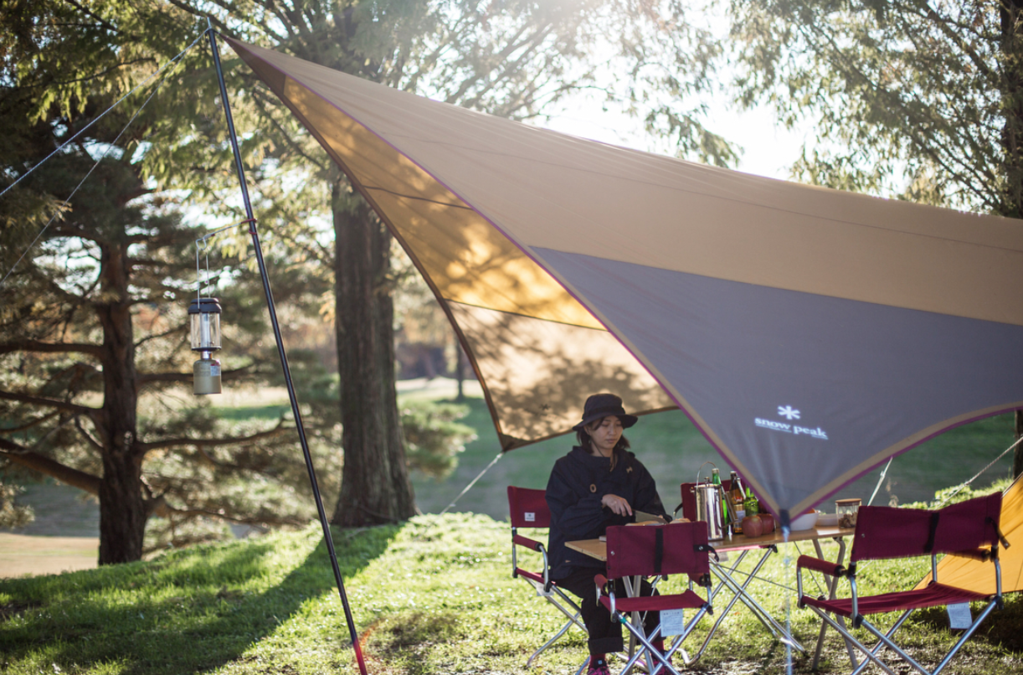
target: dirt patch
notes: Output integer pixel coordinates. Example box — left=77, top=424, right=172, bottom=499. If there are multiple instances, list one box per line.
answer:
left=0, top=533, right=98, bottom=579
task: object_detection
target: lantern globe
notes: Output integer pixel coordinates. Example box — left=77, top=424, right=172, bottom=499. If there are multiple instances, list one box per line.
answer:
left=188, top=298, right=222, bottom=352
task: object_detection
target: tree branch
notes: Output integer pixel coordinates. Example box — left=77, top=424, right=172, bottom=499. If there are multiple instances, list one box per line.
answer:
left=0, top=390, right=99, bottom=417
left=0, top=339, right=102, bottom=357
left=0, top=439, right=101, bottom=496
left=0, top=411, right=59, bottom=433
left=137, top=419, right=289, bottom=454
left=58, top=0, right=124, bottom=36
left=74, top=415, right=105, bottom=451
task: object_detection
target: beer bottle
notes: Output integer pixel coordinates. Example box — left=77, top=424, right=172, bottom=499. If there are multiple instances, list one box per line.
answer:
left=711, top=467, right=728, bottom=525
left=729, top=471, right=746, bottom=533
left=744, top=488, right=759, bottom=517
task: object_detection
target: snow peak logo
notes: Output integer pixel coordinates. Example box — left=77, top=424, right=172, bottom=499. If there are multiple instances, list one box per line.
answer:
left=755, top=406, right=829, bottom=440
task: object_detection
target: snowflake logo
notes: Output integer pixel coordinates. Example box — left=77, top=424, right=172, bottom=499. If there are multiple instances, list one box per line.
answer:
left=777, top=405, right=801, bottom=420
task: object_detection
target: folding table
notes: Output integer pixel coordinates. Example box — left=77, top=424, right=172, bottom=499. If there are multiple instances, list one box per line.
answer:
left=567, top=523, right=855, bottom=666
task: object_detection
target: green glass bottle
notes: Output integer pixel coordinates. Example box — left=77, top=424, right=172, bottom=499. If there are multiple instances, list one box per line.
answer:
left=711, top=467, right=728, bottom=525
left=744, top=487, right=759, bottom=517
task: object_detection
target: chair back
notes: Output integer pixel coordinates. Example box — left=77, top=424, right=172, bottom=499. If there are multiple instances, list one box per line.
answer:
left=508, top=486, right=551, bottom=528
left=850, top=492, right=1003, bottom=563
left=605, top=521, right=711, bottom=580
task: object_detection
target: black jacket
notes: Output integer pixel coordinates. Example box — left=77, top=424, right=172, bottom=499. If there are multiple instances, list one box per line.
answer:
left=545, top=445, right=667, bottom=579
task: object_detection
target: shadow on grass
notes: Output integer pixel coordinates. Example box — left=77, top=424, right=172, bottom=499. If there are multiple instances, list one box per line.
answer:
left=916, top=591, right=1023, bottom=654
left=0, top=524, right=400, bottom=675
left=361, top=610, right=461, bottom=675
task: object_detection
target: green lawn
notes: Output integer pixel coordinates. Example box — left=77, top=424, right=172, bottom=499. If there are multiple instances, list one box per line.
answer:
left=2, top=509, right=1020, bottom=674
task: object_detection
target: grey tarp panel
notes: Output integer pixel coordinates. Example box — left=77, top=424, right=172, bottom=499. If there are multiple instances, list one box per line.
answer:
left=225, top=37, right=1023, bottom=520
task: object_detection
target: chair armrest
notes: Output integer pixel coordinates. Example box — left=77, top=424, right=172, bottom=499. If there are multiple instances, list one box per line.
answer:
left=797, top=554, right=846, bottom=577
left=949, top=548, right=995, bottom=562
left=594, top=574, right=615, bottom=614
left=513, top=534, right=544, bottom=551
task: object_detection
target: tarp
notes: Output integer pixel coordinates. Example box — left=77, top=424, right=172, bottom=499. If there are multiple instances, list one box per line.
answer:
left=916, top=474, right=1023, bottom=594
left=225, top=38, right=1023, bottom=522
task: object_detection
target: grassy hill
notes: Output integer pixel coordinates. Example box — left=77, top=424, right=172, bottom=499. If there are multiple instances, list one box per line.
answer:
left=407, top=390, right=1019, bottom=520
left=2, top=505, right=1021, bottom=674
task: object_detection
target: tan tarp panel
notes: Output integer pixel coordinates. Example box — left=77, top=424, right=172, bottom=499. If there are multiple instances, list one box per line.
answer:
left=226, top=38, right=1023, bottom=522
left=916, top=475, right=1023, bottom=594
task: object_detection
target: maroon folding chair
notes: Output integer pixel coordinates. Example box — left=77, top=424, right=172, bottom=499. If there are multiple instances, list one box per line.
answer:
left=508, top=486, right=586, bottom=667
left=797, top=492, right=1008, bottom=675
left=595, top=521, right=714, bottom=675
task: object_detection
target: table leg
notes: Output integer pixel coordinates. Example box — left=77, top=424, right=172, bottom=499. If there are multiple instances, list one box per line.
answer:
left=811, top=537, right=858, bottom=670
left=683, top=546, right=804, bottom=665
left=714, top=548, right=804, bottom=649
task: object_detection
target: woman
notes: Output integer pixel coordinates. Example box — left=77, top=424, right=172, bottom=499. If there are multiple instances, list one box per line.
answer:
left=546, top=393, right=669, bottom=675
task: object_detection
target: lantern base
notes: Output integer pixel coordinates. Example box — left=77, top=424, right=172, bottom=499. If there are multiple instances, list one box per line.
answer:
left=193, top=357, right=222, bottom=395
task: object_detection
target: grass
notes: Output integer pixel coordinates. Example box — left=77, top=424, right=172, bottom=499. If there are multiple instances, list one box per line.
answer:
left=1, top=509, right=1022, bottom=674
left=4, top=385, right=1019, bottom=672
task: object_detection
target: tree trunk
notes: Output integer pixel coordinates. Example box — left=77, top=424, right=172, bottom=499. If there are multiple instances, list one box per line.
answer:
left=1002, top=0, right=1023, bottom=478
left=330, top=181, right=416, bottom=527
left=95, top=242, right=145, bottom=564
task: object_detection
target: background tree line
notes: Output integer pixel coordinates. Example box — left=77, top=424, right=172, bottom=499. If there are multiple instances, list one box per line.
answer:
left=0, top=0, right=730, bottom=563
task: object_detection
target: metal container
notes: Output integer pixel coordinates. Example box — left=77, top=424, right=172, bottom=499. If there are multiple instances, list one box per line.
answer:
left=692, top=462, right=728, bottom=540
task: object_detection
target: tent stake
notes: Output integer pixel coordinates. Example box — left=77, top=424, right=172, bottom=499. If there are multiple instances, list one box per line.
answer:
left=206, top=22, right=369, bottom=675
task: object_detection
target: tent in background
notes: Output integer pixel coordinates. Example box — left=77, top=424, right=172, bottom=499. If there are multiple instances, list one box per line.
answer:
left=916, top=474, right=1023, bottom=594
left=225, top=38, right=1023, bottom=524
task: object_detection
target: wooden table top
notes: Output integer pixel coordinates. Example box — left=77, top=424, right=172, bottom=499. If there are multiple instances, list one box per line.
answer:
left=566, top=525, right=855, bottom=562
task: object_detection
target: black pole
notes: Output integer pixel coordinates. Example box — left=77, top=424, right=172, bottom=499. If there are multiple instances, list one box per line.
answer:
left=206, top=23, right=369, bottom=675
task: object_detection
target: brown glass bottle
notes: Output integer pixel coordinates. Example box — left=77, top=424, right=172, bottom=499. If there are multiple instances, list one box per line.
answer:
left=729, top=471, right=746, bottom=533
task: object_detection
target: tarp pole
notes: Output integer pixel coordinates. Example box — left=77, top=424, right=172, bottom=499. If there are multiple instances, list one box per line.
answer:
left=206, top=22, right=369, bottom=675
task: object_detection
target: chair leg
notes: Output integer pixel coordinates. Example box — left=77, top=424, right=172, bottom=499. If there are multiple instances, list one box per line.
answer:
left=803, top=606, right=898, bottom=675
left=847, top=610, right=914, bottom=675
left=526, top=614, right=580, bottom=667
left=615, top=606, right=711, bottom=675
left=860, top=598, right=1000, bottom=675
left=550, top=586, right=588, bottom=630
left=930, top=599, right=999, bottom=675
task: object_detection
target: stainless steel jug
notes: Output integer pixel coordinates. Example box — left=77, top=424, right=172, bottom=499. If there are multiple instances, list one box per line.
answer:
left=691, top=462, right=727, bottom=540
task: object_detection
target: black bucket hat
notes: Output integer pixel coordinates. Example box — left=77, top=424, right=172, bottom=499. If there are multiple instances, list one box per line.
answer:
left=573, top=393, right=638, bottom=431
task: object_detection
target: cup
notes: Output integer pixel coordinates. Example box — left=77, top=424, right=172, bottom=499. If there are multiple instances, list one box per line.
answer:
left=836, top=498, right=861, bottom=529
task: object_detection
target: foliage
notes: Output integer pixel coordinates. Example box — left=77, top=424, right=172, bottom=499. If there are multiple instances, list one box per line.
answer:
left=399, top=399, right=476, bottom=479
left=729, top=0, right=1020, bottom=214
left=2, top=512, right=1022, bottom=674
left=0, top=481, right=33, bottom=529
left=0, top=0, right=341, bottom=561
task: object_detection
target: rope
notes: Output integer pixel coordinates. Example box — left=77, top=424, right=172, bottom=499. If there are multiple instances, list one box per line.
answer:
left=867, top=457, right=893, bottom=506
left=439, top=451, right=503, bottom=515
left=716, top=561, right=798, bottom=594
left=0, top=32, right=205, bottom=202
left=933, top=435, right=1023, bottom=508
left=0, top=33, right=205, bottom=291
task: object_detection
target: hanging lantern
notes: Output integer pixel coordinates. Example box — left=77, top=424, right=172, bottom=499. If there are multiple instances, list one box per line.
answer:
left=189, top=297, right=222, bottom=395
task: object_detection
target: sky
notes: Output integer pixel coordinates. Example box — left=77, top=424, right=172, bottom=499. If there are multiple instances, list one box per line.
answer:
left=539, top=98, right=807, bottom=181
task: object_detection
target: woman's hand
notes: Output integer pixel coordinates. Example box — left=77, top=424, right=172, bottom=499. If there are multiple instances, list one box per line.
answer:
left=601, top=493, right=633, bottom=517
